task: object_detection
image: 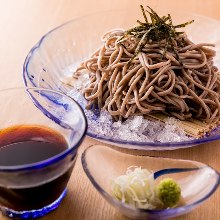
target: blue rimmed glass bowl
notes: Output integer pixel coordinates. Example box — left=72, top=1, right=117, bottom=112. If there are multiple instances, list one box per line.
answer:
left=0, top=87, right=87, bottom=219
left=23, top=10, right=220, bottom=150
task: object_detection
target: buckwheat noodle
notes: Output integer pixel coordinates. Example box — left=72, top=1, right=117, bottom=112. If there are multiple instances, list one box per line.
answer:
left=75, top=29, right=220, bottom=123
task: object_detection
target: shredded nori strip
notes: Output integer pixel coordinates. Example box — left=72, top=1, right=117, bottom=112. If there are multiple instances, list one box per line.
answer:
left=119, top=5, right=194, bottom=61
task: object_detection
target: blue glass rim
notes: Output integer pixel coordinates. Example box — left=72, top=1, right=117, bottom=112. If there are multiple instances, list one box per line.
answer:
left=86, top=130, right=220, bottom=148
left=22, top=10, right=220, bottom=149
left=81, top=145, right=220, bottom=216
left=0, top=87, right=87, bottom=172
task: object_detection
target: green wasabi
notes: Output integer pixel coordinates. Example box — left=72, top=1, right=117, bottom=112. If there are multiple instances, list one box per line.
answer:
left=157, top=178, right=181, bottom=207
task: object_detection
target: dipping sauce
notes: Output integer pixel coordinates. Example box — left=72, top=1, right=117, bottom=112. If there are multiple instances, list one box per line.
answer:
left=0, top=125, right=73, bottom=211
left=0, top=125, right=68, bottom=166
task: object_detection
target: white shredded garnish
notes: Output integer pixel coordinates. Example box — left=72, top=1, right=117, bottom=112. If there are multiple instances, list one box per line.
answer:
left=111, top=167, right=163, bottom=209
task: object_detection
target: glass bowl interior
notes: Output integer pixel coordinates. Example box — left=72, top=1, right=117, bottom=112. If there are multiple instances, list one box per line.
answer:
left=23, top=10, right=220, bottom=150
left=0, top=87, right=87, bottom=171
left=81, top=145, right=220, bottom=219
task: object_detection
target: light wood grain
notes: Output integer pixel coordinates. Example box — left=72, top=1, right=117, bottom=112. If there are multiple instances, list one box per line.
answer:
left=0, top=0, right=219, bottom=219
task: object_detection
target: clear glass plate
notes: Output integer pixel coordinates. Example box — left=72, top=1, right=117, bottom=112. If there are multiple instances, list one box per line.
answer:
left=23, top=10, right=220, bottom=150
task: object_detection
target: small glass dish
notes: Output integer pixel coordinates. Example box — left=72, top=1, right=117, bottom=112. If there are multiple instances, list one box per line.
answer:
left=23, top=9, right=220, bottom=150
left=81, top=145, right=220, bottom=219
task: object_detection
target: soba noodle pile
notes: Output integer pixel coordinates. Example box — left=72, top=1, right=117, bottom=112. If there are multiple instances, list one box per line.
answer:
left=75, top=6, right=220, bottom=123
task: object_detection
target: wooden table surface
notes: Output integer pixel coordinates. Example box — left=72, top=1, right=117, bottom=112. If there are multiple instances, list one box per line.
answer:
left=0, top=0, right=220, bottom=219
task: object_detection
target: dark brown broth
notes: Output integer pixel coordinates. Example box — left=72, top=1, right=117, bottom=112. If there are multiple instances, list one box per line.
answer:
left=0, top=125, right=72, bottom=211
